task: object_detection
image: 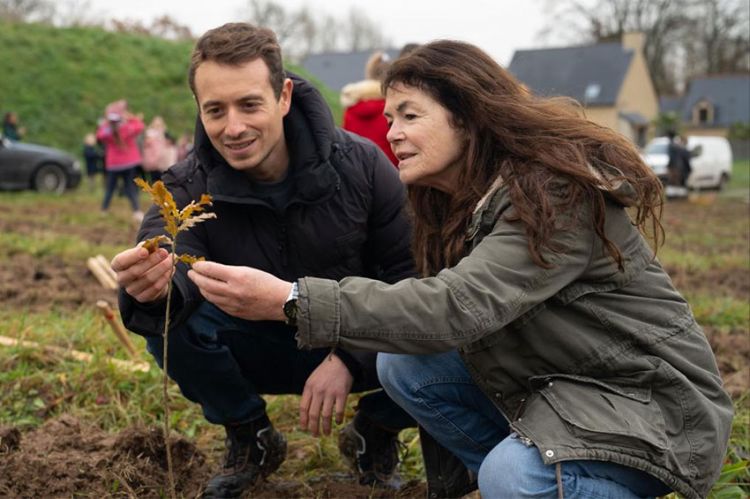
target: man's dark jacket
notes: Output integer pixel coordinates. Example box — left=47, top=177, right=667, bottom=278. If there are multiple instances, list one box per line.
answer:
left=119, top=73, right=416, bottom=385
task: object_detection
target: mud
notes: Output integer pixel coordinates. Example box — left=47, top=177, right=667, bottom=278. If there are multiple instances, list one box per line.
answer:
left=0, top=414, right=426, bottom=498
left=0, top=195, right=746, bottom=497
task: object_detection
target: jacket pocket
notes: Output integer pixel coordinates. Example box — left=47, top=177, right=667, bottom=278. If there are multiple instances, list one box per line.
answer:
left=532, top=375, right=669, bottom=452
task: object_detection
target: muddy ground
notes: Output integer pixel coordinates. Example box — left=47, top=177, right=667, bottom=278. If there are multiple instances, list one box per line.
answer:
left=0, top=195, right=747, bottom=498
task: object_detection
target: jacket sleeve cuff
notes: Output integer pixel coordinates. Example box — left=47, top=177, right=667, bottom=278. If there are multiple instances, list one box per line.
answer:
left=296, top=277, right=340, bottom=350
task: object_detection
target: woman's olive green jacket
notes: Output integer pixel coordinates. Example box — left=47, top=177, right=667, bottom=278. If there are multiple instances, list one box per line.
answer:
left=295, top=181, right=733, bottom=499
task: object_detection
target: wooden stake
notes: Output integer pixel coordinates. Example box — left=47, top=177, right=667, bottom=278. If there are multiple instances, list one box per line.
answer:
left=95, top=254, right=118, bottom=285
left=87, top=257, right=117, bottom=290
left=0, top=335, right=149, bottom=372
left=96, top=300, right=139, bottom=358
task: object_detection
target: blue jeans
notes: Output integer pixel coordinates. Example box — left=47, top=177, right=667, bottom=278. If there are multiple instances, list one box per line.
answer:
left=146, top=301, right=414, bottom=430
left=377, top=351, right=672, bottom=498
left=102, top=167, right=139, bottom=211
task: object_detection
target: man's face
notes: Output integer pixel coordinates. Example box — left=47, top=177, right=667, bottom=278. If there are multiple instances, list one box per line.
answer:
left=194, top=58, right=292, bottom=181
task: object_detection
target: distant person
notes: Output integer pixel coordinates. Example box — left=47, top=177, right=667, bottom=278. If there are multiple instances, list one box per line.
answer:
left=667, top=130, right=692, bottom=189
left=340, top=51, right=398, bottom=166
left=142, top=116, right=177, bottom=183
left=82, top=132, right=103, bottom=189
left=96, top=102, right=144, bottom=222
left=176, top=131, right=194, bottom=162
left=2, top=111, right=26, bottom=141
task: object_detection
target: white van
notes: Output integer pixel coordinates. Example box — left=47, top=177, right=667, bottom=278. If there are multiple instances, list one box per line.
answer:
left=641, top=136, right=733, bottom=190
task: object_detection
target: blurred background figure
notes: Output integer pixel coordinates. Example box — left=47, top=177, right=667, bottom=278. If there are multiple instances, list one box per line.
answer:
left=141, top=115, right=177, bottom=182
left=82, top=132, right=103, bottom=190
left=176, top=131, right=194, bottom=162
left=2, top=111, right=26, bottom=141
left=96, top=100, right=144, bottom=222
left=340, top=51, right=397, bottom=166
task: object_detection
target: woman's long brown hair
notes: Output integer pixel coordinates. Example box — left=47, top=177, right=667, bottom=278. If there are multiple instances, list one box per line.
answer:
left=383, top=40, right=664, bottom=276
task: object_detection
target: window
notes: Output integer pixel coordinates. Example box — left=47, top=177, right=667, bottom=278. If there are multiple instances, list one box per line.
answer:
left=692, top=100, right=714, bottom=125
left=584, top=83, right=601, bottom=103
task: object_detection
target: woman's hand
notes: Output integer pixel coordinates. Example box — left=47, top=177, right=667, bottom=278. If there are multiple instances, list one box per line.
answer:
left=188, top=261, right=292, bottom=321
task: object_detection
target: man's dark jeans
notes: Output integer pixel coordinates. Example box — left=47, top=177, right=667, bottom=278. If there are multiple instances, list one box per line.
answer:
left=146, top=301, right=414, bottom=430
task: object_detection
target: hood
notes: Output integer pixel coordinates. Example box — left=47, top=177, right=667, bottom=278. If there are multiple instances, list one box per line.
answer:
left=340, top=79, right=383, bottom=108
left=344, top=99, right=386, bottom=120
left=5, top=141, right=74, bottom=162
left=193, top=71, right=340, bottom=204
left=587, top=161, right=638, bottom=207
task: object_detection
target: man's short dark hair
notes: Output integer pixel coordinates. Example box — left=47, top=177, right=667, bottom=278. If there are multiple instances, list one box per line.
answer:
left=188, top=23, right=285, bottom=99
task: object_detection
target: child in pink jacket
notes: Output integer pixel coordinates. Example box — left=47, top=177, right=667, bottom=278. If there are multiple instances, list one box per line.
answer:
left=96, top=103, right=144, bottom=221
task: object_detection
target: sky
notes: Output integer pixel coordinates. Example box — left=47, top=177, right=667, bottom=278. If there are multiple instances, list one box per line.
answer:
left=83, top=0, right=559, bottom=66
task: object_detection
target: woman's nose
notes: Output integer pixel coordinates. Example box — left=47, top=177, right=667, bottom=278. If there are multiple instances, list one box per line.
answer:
left=386, top=122, right=403, bottom=143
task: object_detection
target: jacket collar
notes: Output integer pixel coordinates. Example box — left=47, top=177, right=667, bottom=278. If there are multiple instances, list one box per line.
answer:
left=193, top=72, right=341, bottom=206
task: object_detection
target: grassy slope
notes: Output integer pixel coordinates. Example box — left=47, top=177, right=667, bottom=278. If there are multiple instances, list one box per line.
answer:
left=0, top=21, right=342, bottom=156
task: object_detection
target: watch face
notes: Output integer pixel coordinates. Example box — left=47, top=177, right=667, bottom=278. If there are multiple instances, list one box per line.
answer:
left=283, top=299, right=297, bottom=325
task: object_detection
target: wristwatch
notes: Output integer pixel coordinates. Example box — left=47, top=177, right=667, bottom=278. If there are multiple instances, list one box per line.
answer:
left=283, top=282, right=299, bottom=326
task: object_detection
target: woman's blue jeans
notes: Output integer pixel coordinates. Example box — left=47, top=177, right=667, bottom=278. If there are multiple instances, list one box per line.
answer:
left=377, top=351, right=672, bottom=498
left=146, top=301, right=413, bottom=430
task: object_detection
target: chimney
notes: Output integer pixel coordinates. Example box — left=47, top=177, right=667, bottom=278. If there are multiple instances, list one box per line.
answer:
left=622, top=32, right=645, bottom=54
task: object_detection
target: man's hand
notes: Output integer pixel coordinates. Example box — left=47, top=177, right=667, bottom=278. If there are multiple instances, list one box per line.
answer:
left=300, top=353, right=353, bottom=437
left=111, top=246, right=172, bottom=303
left=188, top=261, right=291, bottom=321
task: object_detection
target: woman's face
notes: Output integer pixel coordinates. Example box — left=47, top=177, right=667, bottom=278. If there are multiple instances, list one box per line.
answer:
left=384, top=83, right=465, bottom=193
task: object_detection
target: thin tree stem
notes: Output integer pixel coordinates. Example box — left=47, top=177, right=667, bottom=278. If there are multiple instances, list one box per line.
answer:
left=162, top=247, right=177, bottom=499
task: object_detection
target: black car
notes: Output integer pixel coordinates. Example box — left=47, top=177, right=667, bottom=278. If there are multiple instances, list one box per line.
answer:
left=0, top=137, right=82, bottom=193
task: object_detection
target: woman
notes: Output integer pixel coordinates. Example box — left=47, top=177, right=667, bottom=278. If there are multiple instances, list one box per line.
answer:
left=96, top=105, right=144, bottom=221
left=187, top=41, right=733, bottom=499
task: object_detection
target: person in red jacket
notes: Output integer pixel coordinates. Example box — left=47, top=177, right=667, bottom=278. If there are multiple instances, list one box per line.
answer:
left=340, top=51, right=398, bottom=167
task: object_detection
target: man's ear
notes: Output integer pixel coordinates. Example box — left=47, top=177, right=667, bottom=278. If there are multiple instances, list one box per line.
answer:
left=279, top=78, right=293, bottom=117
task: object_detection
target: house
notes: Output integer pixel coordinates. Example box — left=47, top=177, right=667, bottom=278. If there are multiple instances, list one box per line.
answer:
left=300, top=49, right=401, bottom=92
left=675, top=74, right=750, bottom=137
left=508, top=33, right=658, bottom=147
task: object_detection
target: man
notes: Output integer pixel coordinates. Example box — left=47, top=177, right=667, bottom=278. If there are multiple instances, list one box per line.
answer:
left=111, top=23, right=415, bottom=498
left=666, top=130, right=693, bottom=196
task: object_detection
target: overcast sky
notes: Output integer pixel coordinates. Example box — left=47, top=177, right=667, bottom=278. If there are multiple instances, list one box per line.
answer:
left=83, top=0, right=559, bottom=66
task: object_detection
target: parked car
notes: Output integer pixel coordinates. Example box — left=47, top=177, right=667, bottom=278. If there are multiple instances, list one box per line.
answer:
left=642, top=136, right=733, bottom=190
left=0, top=136, right=82, bottom=193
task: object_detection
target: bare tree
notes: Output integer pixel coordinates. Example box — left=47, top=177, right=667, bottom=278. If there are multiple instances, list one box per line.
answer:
left=239, top=0, right=390, bottom=62
left=342, top=8, right=388, bottom=52
left=149, top=15, right=194, bottom=41
left=0, top=0, right=55, bottom=23
left=684, top=0, right=750, bottom=75
left=539, top=0, right=750, bottom=95
left=51, top=0, right=104, bottom=27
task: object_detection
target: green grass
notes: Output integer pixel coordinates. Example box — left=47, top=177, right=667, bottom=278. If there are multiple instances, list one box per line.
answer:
left=0, top=21, right=343, bottom=158
left=729, top=159, right=750, bottom=190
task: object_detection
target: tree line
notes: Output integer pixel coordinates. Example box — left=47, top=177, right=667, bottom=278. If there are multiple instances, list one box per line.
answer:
left=0, top=0, right=391, bottom=62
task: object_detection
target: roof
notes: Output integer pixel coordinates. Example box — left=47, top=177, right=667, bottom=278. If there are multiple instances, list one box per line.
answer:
left=300, top=49, right=401, bottom=91
left=619, top=111, right=649, bottom=126
left=658, top=96, right=683, bottom=115
left=681, top=74, right=750, bottom=127
left=508, top=43, right=633, bottom=106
